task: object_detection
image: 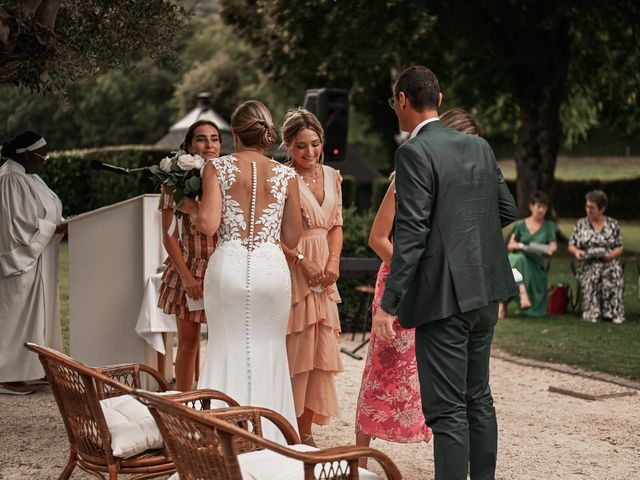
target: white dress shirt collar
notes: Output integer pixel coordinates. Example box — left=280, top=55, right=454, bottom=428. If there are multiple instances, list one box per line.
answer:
left=410, top=117, right=440, bottom=139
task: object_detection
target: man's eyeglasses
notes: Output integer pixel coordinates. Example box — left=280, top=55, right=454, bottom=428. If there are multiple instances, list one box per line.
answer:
left=387, top=95, right=397, bottom=109
left=31, top=151, right=50, bottom=162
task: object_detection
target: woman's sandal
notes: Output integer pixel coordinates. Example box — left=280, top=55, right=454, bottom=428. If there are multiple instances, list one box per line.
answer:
left=301, top=433, right=317, bottom=447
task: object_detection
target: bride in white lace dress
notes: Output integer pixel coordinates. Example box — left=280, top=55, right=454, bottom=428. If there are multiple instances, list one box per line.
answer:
left=189, top=100, right=302, bottom=443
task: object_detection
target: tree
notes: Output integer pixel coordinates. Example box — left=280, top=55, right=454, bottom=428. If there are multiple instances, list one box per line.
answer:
left=221, top=0, right=640, bottom=213
left=221, top=0, right=434, bottom=164
left=0, top=60, right=177, bottom=149
left=173, top=13, right=297, bottom=124
left=0, top=0, right=186, bottom=92
left=425, top=0, right=640, bottom=214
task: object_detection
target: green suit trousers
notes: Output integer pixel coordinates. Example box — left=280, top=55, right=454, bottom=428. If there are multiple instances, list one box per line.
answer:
left=415, top=302, right=499, bottom=480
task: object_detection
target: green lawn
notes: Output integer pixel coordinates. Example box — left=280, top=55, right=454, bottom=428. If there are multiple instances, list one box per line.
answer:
left=498, top=156, right=640, bottom=181
left=496, top=240, right=640, bottom=380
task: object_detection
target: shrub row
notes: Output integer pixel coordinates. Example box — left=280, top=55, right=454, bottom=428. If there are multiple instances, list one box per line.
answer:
left=363, top=177, right=640, bottom=221
left=505, top=178, right=640, bottom=220
left=39, top=146, right=169, bottom=216
left=336, top=206, right=377, bottom=330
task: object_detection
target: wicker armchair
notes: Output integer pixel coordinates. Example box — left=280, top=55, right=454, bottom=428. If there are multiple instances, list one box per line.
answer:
left=24, top=342, right=238, bottom=480
left=133, top=389, right=402, bottom=480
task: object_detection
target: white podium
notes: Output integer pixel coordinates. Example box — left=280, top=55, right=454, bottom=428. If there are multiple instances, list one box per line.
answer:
left=67, top=195, right=170, bottom=375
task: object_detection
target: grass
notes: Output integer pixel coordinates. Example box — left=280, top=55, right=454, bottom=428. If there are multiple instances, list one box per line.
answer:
left=58, top=221, right=640, bottom=379
left=498, top=156, right=640, bottom=181
left=495, top=238, right=640, bottom=380
left=493, top=315, right=640, bottom=380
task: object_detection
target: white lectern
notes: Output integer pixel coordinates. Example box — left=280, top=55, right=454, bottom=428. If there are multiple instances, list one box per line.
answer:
left=67, top=195, right=169, bottom=376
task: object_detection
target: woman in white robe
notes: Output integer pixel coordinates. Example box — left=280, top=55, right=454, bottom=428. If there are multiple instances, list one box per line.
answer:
left=0, top=132, right=64, bottom=395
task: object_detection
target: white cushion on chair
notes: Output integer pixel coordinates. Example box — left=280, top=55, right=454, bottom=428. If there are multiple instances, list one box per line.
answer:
left=167, top=445, right=383, bottom=480
left=100, top=392, right=178, bottom=459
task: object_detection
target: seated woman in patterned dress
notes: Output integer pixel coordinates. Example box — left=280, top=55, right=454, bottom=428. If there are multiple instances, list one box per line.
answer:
left=568, top=190, right=624, bottom=323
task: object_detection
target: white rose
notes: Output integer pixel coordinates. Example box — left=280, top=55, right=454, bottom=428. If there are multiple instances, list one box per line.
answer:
left=177, top=154, right=197, bottom=170
left=193, top=154, right=205, bottom=170
left=159, top=156, right=173, bottom=173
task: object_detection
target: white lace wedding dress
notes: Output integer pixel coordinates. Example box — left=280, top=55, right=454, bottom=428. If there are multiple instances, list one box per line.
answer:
left=198, top=154, right=299, bottom=443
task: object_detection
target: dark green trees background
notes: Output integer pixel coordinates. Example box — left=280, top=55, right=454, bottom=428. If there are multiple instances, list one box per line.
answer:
left=1, top=0, right=639, bottom=213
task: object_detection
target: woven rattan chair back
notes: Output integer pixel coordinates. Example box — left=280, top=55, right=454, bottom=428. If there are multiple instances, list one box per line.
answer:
left=24, top=342, right=174, bottom=480
left=148, top=395, right=243, bottom=479
left=134, top=389, right=402, bottom=480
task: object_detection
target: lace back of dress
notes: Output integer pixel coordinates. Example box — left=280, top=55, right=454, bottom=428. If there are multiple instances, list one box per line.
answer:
left=213, top=155, right=295, bottom=248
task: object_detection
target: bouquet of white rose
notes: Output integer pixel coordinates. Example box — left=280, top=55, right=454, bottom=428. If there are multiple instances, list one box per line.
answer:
left=150, top=150, right=207, bottom=209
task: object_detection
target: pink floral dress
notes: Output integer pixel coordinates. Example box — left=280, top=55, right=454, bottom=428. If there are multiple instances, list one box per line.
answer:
left=355, top=262, right=432, bottom=442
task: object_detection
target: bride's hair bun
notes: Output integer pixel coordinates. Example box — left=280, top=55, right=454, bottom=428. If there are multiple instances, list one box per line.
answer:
left=231, top=100, right=277, bottom=149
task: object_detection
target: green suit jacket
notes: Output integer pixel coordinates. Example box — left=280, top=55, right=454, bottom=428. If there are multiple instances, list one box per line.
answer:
left=380, top=120, right=518, bottom=327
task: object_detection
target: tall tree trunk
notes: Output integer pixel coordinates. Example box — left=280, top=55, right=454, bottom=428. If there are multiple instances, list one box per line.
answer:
left=513, top=20, right=571, bottom=217
left=515, top=92, right=563, bottom=217
left=34, top=0, right=62, bottom=31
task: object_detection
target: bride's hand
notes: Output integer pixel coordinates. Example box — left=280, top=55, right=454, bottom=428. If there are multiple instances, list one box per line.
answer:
left=300, top=259, right=324, bottom=287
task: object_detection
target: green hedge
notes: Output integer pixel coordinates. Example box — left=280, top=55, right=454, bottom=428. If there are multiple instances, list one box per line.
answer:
left=371, top=177, right=391, bottom=211
left=341, top=174, right=357, bottom=207
left=36, top=146, right=170, bottom=216
left=336, top=206, right=377, bottom=330
left=506, top=177, right=640, bottom=220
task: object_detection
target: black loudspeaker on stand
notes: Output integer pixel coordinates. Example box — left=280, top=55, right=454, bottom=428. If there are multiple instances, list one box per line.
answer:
left=303, top=88, right=349, bottom=162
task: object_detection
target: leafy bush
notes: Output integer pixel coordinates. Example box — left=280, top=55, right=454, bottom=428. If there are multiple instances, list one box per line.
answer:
left=371, top=177, right=391, bottom=211
left=337, top=206, right=377, bottom=330
left=341, top=174, right=357, bottom=207
left=39, top=146, right=170, bottom=216
left=506, top=177, right=640, bottom=220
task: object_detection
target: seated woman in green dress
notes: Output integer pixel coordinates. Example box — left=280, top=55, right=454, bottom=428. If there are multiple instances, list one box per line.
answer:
left=501, top=191, right=558, bottom=318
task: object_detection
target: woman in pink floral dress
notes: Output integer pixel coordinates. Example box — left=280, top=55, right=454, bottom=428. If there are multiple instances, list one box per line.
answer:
left=354, top=174, right=432, bottom=465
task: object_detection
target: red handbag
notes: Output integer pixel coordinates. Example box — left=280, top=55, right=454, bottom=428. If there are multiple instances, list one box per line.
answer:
left=548, top=283, right=571, bottom=315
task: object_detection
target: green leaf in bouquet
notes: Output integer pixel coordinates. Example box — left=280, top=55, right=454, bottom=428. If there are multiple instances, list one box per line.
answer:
left=174, top=189, right=184, bottom=206
left=187, top=176, right=201, bottom=193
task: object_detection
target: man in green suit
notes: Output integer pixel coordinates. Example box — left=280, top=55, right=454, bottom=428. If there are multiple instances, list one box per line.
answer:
left=373, top=66, right=518, bottom=480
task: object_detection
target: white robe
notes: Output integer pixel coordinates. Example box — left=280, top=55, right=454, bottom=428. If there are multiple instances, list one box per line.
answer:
left=0, top=159, right=63, bottom=382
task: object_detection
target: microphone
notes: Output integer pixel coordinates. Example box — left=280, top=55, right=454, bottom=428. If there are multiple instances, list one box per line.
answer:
left=90, top=160, right=130, bottom=175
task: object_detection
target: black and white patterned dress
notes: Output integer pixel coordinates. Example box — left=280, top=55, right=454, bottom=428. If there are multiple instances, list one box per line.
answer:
left=569, top=216, right=624, bottom=323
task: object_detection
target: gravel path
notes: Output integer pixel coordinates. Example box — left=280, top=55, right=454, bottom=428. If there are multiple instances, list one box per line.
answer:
left=1, top=337, right=639, bottom=479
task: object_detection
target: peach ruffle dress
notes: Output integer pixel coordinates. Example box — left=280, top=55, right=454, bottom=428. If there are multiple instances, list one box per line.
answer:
left=286, top=165, right=344, bottom=425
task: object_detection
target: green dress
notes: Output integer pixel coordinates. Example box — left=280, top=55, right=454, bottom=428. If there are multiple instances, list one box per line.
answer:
left=508, top=219, right=558, bottom=316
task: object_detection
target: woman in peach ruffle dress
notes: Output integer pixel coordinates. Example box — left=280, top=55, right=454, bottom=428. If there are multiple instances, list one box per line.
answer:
left=281, top=108, right=344, bottom=446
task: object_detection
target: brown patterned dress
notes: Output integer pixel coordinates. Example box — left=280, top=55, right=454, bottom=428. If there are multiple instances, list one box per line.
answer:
left=157, top=192, right=216, bottom=323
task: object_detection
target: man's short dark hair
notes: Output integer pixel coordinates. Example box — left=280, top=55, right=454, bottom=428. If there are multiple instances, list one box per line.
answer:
left=394, top=66, right=440, bottom=111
